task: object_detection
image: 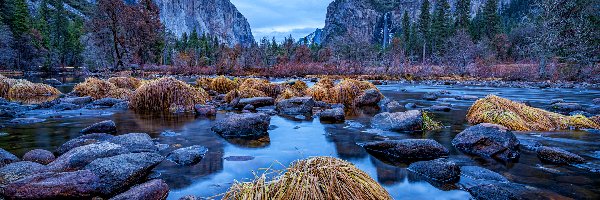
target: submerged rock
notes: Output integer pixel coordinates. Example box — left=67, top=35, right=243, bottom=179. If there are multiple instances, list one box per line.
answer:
left=537, top=146, right=585, bottom=164
left=276, top=97, right=315, bottom=115
left=408, top=158, right=460, bottom=183
left=371, top=110, right=423, bottom=131
left=317, top=108, right=345, bottom=122
left=460, top=166, right=508, bottom=183
left=0, top=161, right=48, bottom=185
left=363, top=139, right=448, bottom=162
left=55, top=133, right=115, bottom=155
left=384, top=101, right=403, bottom=112
left=0, top=148, right=20, bottom=167
left=194, top=104, right=217, bottom=116
left=167, top=145, right=208, bottom=166
left=422, top=92, right=439, bottom=101
left=212, top=113, right=270, bottom=138
left=1, top=170, right=100, bottom=199
left=107, top=133, right=158, bottom=153
left=9, top=117, right=46, bottom=124
left=61, top=96, right=93, bottom=105
left=48, top=142, right=129, bottom=172
left=22, top=149, right=56, bottom=165
left=452, top=123, right=520, bottom=162
left=354, top=89, right=383, bottom=106
left=80, top=120, right=117, bottom=134
left=109, top=179, right=169, bottom=200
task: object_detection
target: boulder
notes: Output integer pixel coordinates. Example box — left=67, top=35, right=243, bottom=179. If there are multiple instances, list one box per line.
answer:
left=1, top=170, right=100, bottom=199
left=0, top=148, right=19, bottom=167
left=363, top=139, right=448, bottom=162
left=167, top=145, right=208, bottom=166
left=211, top=113, right=271, bottom=138
left=243, top=104, right=255, bottom=111
left=107, top=133, right=158, bottom=153
left=22, top=149, right=56, bottom=165
left=550, top=99, right=565, bottom=105
left=536, top=146, right=585, bottom=164
left=43, top=78, right=63, bottom=86
left=80, top=120, right=117, bottom=134
left=354, top=89, right=383, bottom=106
left=236, top=97, right=275, bottom=109
left=256, top=106, right=277, bottom=115
left=422, top=92, right=438, bottom=101
left=385, top=101, right=403, bottom=112
left=48, top=142, right=129, bottom=172
left=112, top=101, right=130, bottom=110
left=452, top=123, right=520, bottom=162
left=317, top=108, right=345, bottom=122
left=551, top=103, right=583, bottom=114
left=92, top=98, right=124, bottom=107
left=84, top=152, right=165, bottom=195
left=0, top=103, right=30, bottom=118
left=194, top=104, right=217, bottom=116
left=466, top=182, right=559, bottom=200
left=408, top=158, right=460, bottom=183
left=404, top=103, right=417, bottom=109
left=0, top=161, right=47, bottom=185
left=460, top=166, right=508, bottom=183
left=51, top=103, right=81, bottom=111
left=55, top=133, right=115, bottom=155
left=109, top=179, right=169, bottom=200
left=276, top=97, right=315, bottom=115
left=371, top=110, right=423, bottom=131
left=61, top=97, right=93, bottom=105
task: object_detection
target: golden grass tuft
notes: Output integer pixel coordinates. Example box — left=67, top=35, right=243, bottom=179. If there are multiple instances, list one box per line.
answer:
left=275, top=89, right=297, bottom=102
left=73, top=78, right=117, bottom=100
left=422, top=111, right=443, bottom=130
left=238, top=78, right=281, bottom=98
left=130, top=77, right=210, bottom=112
left=196, top=77, right=214, bottom=90
left=305, top=86, right=330, bottom=102
left=224, top=88, right=268, bottom=103
left=108, top=77, right=143, bottom=90
left=0, top=78, right=31, bottom=98
left=107, top=88, right=134, bottom=100
left=7, top=82, right=61, bottom=104
left=223, top=156, right=392, bottom=200
left=328, top=79, right=364, bottom=106
left=210, top=76, right=238, bottom=94
left=467, top=95, right=600, bottom=131
left=314, top=78, right=335, bottom=89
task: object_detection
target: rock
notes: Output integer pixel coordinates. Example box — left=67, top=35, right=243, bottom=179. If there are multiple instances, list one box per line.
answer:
left=109, top=179, right=169, bottom=200
left=428, top=105, right=451, bottom=112
left=236, top=97, right=275, bottom=109
left=243, top=104, right=255, bottom=111
left=9, top=117, right=46, bottom=124
left=551, top=103, right=583, bottom=114
left=519, top=139, right=543, bottom=151
left=43, top=78, right=63, bottom=86
left=456, top=95, right=479, bottom=100
left=51, top=103, right=81, bottom=111
left=363, top=139, right=448, bottom=162
left=55, top=133, right=115, bottom=155
left=404, top=103, right=417, bottom=109
left=452, top=123, right=520, bottom=162
left=179, top=195, right=198, bottom=200
left=408, top=158, right=460, bottom=183
left=371, top=110, right=422, bottom=131
left=385, top=101, right=402, bottom=112
left=80, top=120, right=117, bottom=134
left=314, top=101, right=331, bottom=108
left=1, top=170, right=100, bottom=199
left=48, top=142, right=129, bottom=172
left=422, top=92, right=438, bottom=101
left=112, top=101, right=130, bottom=110
left=22, top=149, right=56, bottom=165
left=466, top=182, right=557, bottom=200
left=276, top=97, right=315, bottom=115
left=460, top=166, right=508, bottom=183
left=92, top=98, right=124, bottom=107
left=61, top=96, right=93, bottom=105
left=593, top=98, right=600, bottom=105
left=437, top=98, right=456, bottom=102
left=0, top=161, right=47, bottom=185
left=354, top=89, right=383, bottom=106
left=256, top=106, right=277, bottom=115
left=0, top=148, right=20, bottom=167
left=107, top=133, right=158, bottom=153
left=317, top=108, right=345, bottom=122
left=194, top=105, right=216, bottom=117
left=212, top=113, right=271, bottom=138
left=84, top=152, right=164, bottom=195
left=167, top=145, right=208, bottom=166
left=550, top=99, right=565, bottom=104
left=536, top=146, right=585, bottom=164
left=0, top=103, right=30, bottom=118
left=585, top=106, right=600, bottom=115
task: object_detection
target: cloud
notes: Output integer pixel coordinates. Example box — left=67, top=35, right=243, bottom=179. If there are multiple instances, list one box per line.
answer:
left=230, top=0, right=333, bottom=42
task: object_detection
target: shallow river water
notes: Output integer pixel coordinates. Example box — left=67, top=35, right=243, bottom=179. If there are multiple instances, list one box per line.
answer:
left=1, top=78, right=600, bottom=200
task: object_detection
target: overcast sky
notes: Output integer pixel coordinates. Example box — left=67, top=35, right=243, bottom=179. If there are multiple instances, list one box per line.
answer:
left=230, top=0, right=333, bottom=42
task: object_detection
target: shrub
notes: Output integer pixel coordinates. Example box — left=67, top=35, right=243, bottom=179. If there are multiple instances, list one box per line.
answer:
left=7, top=82, right=61, bottom=104
left=210, top=76, right=238, bottom=94
left=73, top=78, right=117, bottom=99
left=422, top=112, right=443, bottom=130
left=223, top=156, right=391, bottom=200
left=467, top=95, right=600, bottom=131
left=108, top=77, right=143, bottom=90
left=130, top=77, right=210, bottom=112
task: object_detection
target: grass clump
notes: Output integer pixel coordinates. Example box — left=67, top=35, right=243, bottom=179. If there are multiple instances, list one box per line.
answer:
left=108, top=77, right=143, bottom=90
left=7, top=82, right=61, bottom=104
left=210, top=76, right=238, bottom=94
left=467, top=95, right=600, bottom=131
left=73, top=77, right=117, bottom=99
left=422, top=111, right=443, bottom=130
left=196, top=77, right=214, bottom=90
left=238, top=78, right=281, bottom=98
left=0, top=78, right=31, bottom=98
left=130, top=77, right=210, bottom=112
left=107, top=88, right=133, bottom=100
left=223, top=156, right=391, bottom=200
left=306, top=78, right=336, bottom=102
left=306, top=78, right=381, bottom=106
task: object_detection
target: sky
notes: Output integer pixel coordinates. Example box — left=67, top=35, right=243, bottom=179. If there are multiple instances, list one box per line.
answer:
left=230, top=0, right=333, bottom=42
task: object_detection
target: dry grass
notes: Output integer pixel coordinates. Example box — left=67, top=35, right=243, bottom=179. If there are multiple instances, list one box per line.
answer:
left=108, top=77, right=143, bottom=90
left=422, top=111, right=443, bottom=130
left=196, top=77, right=214, bottom=90
left=275, top=89, right=297, bottom=102
left=238, top=78, right=282, bottom=98
left=210, top=76, right=238, bottom=94
left=107, top=88, right=134, bottom=100
left=314, top=78, right=335, bottom=88
left=130, top=77, right=210, bottom=112
left=0, top=78, right=30, bottom=98
left=7, top=82, right=61, bottom=104
left=223, top=156, right=391, bottom=200
left=73, top=78, right=117, bottom=99
left=467, top=95, right=600, bottom=131
left=305, top=78, right=381, bottom=106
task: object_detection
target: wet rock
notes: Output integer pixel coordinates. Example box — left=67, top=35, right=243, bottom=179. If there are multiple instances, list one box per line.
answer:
left=48, top=142, right=129, bottom=172
left=0, top=161, right=47, bottom=185
left=92, top=98, right=124, bottom=107
left=107, top=133, right=158, bottom=153
left=536, top=146, right=585, bottom=164
left=551, top=103, right=583, bottom=114
left=518, top=139, right=543, bottom=151
left=212, top=113, right=270, bottom=138
left=363, top=139, right=448, bottom=162
left=593, top=98, right=600, bottom=105
left=384, top=101, right=402, bottom=112
left=61, top=96, right=93, bottom=105
left=422, top=92, right=439, bottom=101
left=456, top=95, right=479, bottom=100
left=179, top=195, right=198, bottom=200
left=428, top=105, right=451, bottom=112
left=331, top=103, right=345, bottom=109
left=314, top=101, right=331, bottom=108
left=243, top=104, right=255, bottom=111
left=80, top=120, right=117, bottom=134
left=371, top=110, right=422, bottom=131
left=84, top=152, right=165, bottom=195
left=109, top=179, right=169, bottom=200
left=276, top=97, right=315, bottom=115
left=466, top=182, right=560, bottom=200
left=55, top=133, right=115, bottom=155
left=112, top=101, right=130, bottom=110
left=0, top=148, right=20, bottom=167
left=404, top=103, right=417, bottom=109
left=585, top=106, right=600, bottom=115
left=317, top=108, right=345, bottom=122
left=43, top=78, right=63, bottom=86
left=236, top=97, right=275, bottom=109
left=1, top=170, right=100, bottom=199
left=452, top=123, right=520, bottom=162
left=22, top=149, right=56, bottom=165
left=256, top=106, right=277, bottom=115
left=167, top=145, right=208, bottom=166
left=51, top=103, right=81, bottom=111
left=408, top=158, right=460, bottom=183
left=460, top=166, right=508, bottom=183
left=9, top=117, right=46, bottom=124
left=550, top=99, right=565, bottom=105
left=354, top=89, right=383, bottom=106
left=194, top=104, right=217, bottom=116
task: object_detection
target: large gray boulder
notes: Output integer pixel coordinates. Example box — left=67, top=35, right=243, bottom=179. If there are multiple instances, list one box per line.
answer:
left=167, top=145, right=208, bottom=166
left=109, top=179, right=169, bottom=200
left=80, top=120, right=117, bottom=134
left=0, top=148, right=19, bottom=167
left=55, top=133, right=115, bottom=155
left=85, top=152, right=165, bottom=195
left=363, top=139, right=448, bottom=162
left=48, top=142, right=129, bottom=172
left=276, top=97, right=315, bottom=115
left=317, top=108, right=345, bottom=122
left=0, top=161, right=48, bottom=185
left=371, top=110, right=423, bottom=131
left=408, top=158, right=460, bottom=183
left=1, top=170, right=100, bottom=199
left=212, top=113, right=271, bottom=138
left=354, top=89, right=383, bottom=106
left=536, top=146, right=585, bottom=164
left=452, top=123, right=520, bottom=162
left=107, top=133, right=158, bottom=153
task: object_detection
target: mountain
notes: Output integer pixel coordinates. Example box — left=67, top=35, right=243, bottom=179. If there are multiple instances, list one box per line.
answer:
left=299, top=28, right=323, bottom=46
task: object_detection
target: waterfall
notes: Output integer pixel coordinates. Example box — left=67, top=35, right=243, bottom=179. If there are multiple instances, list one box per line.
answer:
left=382, top=12, right=391, bottom=48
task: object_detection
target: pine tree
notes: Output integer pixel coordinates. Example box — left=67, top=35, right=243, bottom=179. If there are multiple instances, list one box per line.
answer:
left=401, top=11, right=411, bottom=52
left=431, top=0, right=451, bottom=56
left=418, top=0, right=431, bottom=61
left=10, top=0, right=30, bottom=36
left=455, top=0, right=471, bottom=30
left=52, top=0, right=69, bottom=66
left=469, top=8, right=484, bottom=41
left=482, top=0, right=501, bottom=38
left=65, top=19, right=84, bottom=67
left=189, top=28, right=199, bottom=50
